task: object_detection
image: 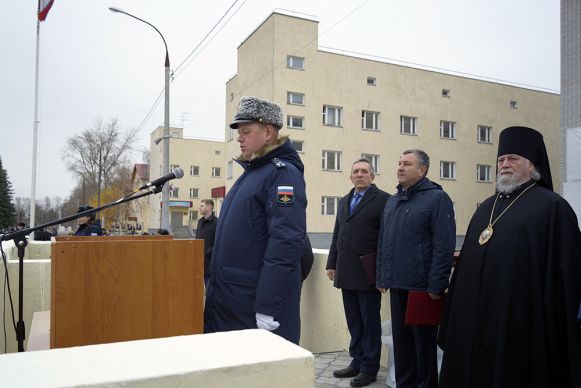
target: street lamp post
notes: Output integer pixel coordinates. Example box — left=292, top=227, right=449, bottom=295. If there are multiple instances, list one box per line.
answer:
left=109, top=6, right=171, bottom=231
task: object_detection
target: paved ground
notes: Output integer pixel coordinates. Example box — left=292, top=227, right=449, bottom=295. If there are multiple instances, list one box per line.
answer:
left=314, top=351, right=390, bottom=388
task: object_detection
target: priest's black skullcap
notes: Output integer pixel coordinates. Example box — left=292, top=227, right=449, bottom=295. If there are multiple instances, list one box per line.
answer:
left=497, top=126, right=553, bottom=191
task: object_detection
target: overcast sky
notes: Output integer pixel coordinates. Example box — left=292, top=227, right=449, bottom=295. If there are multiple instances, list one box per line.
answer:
left=0, top=0, right=559, bottom=200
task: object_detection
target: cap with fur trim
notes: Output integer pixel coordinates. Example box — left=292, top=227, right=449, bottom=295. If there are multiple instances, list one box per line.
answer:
left=229, top=96, right=283, bottom=129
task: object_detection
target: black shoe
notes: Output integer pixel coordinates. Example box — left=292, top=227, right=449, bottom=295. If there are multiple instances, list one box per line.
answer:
left=333, top=365, right=360, bottom=378
left=350, top=373, right=377, bottom=387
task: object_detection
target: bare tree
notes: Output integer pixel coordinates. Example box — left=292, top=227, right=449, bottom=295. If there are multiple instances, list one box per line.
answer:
left=62, top=118, right=138, bottom=206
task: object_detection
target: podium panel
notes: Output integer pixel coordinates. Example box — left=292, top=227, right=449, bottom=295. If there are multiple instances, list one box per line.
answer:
left=50, top=237, right=204, bottom=348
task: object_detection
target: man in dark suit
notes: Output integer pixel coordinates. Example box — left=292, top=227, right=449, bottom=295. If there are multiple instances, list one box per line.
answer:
left=327, top=158, right=390, bottom=388
left=196, top=199, right=218, bottom=287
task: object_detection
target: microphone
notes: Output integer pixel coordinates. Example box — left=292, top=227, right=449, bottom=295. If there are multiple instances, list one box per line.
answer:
left=138, top=167, right=184, bottom=190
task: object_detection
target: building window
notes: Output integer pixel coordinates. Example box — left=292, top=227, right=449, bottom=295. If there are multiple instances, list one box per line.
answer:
left=170, top=187, right=179, bottom=198
left=287, top=115, right=304, bottom=129
left=212, top=167, right=221, bottom=177
left=287, top=92, right=304, bottom=105
left=400, top=116, right=417, bottom=135
left=190, top=210, right=198, bottom=221
left=227, top=161, right=233, bottom=180
left=361, top=153, right=379, bottom=174
left=478, top=125, right=492, bottom=143
left=322, top=150, right=342, bottom=171
left=442, top=89, right=450, bottom=97
left=214, top=150, right=221, bottom=155
left=189, top=188, right=199, bottom=199
left=190, top=165, right=199, bottom=176
left=367, top=77, right=376, bottom=86
left=287, top=55, right=304, bottom=69
left=510, top=100, right=518, bottom=109
left=362, top=111, right=379, bottom=131
left=170, top=164, right=180, bottom=171
left=440, top=161, right=456, bottom=180
left=440, top=121, right=456, bottom=139
left=227, top=127, right=235, bottom=142
left=291, top=140, right=304, bottom=153
left=323, top=105, right=342, bottom=126
left=321, top=196, right=341, bottom=215
left=477, top=164, right=492, bottom=182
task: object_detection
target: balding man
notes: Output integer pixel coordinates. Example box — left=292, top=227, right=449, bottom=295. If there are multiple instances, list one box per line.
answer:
left=438, top=126, right=581, bottom=388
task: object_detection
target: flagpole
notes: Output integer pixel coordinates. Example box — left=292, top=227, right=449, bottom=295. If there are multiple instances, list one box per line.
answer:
left=30, top=6, right=41, bottom=228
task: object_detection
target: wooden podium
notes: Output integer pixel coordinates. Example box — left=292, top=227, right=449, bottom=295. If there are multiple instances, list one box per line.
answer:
left=50, top=235, right=204, bottom=348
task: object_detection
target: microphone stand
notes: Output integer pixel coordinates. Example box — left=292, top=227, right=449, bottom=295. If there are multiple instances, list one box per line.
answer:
left=0, top=185, right=163, bottom=352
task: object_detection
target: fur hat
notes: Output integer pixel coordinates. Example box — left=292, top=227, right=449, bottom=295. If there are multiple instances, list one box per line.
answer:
left=229, top=96, right=283, bottom=129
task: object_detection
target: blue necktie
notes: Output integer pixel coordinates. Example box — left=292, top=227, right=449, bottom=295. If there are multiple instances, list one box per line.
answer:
left=350, top=193, right=362, bottom=214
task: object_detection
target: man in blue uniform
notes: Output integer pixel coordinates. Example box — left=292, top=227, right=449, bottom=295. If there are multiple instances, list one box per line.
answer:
left=74, top=205, right=102, bottom=236
left=204, top=96, right=307, bottom=344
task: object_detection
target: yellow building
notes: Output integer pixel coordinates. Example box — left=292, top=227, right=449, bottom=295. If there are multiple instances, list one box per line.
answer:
left=148, top=126, right=225, bottom=233
left=224, top=12, right=560, bottom=238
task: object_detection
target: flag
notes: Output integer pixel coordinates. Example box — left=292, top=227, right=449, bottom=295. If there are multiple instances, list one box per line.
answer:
left=38, top=0, right=55, bottom=22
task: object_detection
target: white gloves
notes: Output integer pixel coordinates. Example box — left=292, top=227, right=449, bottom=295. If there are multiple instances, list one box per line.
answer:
left=256, top=313, right=280, bottom=331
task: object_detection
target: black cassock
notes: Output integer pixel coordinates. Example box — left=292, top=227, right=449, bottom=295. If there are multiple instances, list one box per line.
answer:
left=438, top=182, right=581, bottom=388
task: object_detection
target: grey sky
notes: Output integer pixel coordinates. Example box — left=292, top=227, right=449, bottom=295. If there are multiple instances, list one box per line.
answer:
left=0, top=0, right=559, bottom=200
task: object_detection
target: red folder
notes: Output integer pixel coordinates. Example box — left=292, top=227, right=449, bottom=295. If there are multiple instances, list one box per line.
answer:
left=359, top=253, right=377, bottom=285
left=404, top=291, right=446, bottom=325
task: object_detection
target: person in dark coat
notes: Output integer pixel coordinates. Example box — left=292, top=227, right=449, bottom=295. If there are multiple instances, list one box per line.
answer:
left=204, top=96, right=307, bottom=344
left=438, top=126, right=581, bottom=388
left=196, top=199, right=218, bottom=287
left=377, top=149, right=456, bottom=388
left=326, top=158, right=390, bottom=388
left=74, top=205, right=103, bottom=236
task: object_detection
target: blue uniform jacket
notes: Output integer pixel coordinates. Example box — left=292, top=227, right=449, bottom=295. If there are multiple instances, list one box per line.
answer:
left=204, top=137, right=307, bottom=344
left=74, top=220, right=102, bottom=236
left=376, top=177, right=455, bottom=294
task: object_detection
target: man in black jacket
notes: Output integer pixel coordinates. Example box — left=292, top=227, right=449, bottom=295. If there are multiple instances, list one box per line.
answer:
left=196, top=199, right=218, bottom=287
left=326, top=158, right=390, bottom=388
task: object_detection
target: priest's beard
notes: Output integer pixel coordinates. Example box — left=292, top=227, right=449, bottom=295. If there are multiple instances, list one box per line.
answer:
left=496, top=171, right=527, bottom=194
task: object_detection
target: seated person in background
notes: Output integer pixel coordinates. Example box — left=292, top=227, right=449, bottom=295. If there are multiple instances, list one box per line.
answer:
left=74, top=206, right=103, bottom=236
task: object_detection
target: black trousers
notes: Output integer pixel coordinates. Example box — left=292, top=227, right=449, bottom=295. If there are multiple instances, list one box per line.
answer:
left=341, top=288, right=382, bottom=375
left=390, top=288, right=438, bottom=388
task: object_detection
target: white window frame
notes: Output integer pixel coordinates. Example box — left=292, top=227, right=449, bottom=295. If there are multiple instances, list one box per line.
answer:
left=440, top=121, right=456, bottom=139
left=442, top=89, right=450, bottom=97
left=211, top=167, right=221, bottom=177
left=400, top=116, right=417, bottom=135
left=170, top=187, right=179, bottom=198
left=287, top=115, right=304, bottom=129
left=227, top=161, right=233, bottom=180
left=321, top=196, right=341, bottom=216
left=287, top=92, right=304, bottom=105
left=361, top=153, right=380, bottom=174
left=367, top=77, right=376, bottom=86
left=510, top=100, right=518, bottom=109
left=189, top=210, right=198, bottom=221
left=170, top=164, right=180, bottom=171
left=322, top=150, right=342, bottom=171
left=190, top=165, right=199, bottom=176
left=440, top=161, right=456, bottom=180
left=362, top=110, right=380, bottom=131
left=323, top=105, right=342, bottom=126
left=477, top=125, right=492, bottom=143
left=291, top=140, right=304, bottom=153
left=189, top=188, right=199, bottom=199
left=477, top=164, right=492, bottom=182
left=287, top=55, right=304, bottom=69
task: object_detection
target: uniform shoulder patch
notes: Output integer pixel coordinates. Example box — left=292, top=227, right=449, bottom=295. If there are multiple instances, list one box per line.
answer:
left=271, top=158, right=287, bottom=168
left=277, top=185, right=295, bottom=206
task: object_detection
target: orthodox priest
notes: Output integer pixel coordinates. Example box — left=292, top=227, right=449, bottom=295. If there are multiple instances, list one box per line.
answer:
left=438, top=126, right=581, bottom=388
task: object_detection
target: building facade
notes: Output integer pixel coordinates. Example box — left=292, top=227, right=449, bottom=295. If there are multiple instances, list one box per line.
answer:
left=224, top=12, right=560, bottom=238
left=148, top=126, right=225, bottom=232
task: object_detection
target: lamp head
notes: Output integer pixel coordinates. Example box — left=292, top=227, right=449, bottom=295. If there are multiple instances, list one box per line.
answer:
left=108, top=6, right=124, bottom=14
